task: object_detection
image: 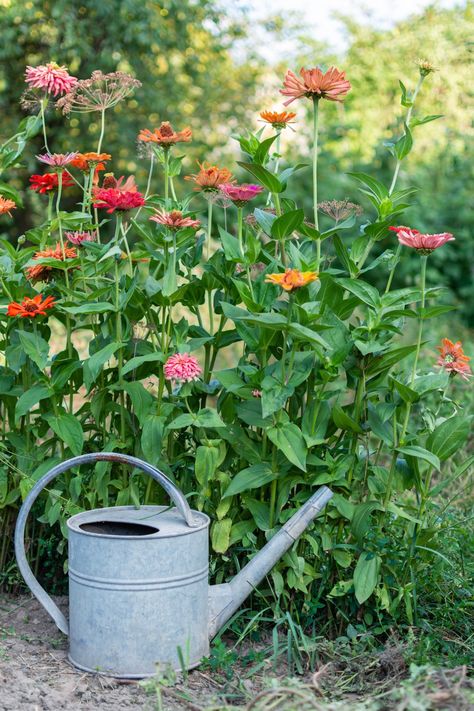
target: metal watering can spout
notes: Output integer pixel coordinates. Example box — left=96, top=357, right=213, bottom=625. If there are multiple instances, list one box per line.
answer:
left=208, top=486, right=333, bottom=638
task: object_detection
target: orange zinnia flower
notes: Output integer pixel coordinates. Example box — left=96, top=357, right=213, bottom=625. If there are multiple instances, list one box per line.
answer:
left=436, top=339, right=471, bottom=380
left=185, top=162, right=234, bottom=191
left=265, top=269, right=319, bottom=292
left=26, top=243, right=77, bottom=282
left=259, top=110, right=296, bottom=129
left=280, top=66, right=351, bottom=106
left=138, top=122, right=192, bottom=147
left=0, top=196, right=17, bottom=217
left=70, top=152, right=111, bottom=172
left=7, top=294, right=55, bottom=318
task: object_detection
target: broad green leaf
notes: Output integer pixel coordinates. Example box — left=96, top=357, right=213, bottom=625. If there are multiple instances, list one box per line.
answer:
left=267, top=422, right=307, bottom=471
left=45, top=413, right=83, bottom=456
left=270, top=209, right=304, bottom=240
left=122, top=353, right=164, bottom=376
left=83, top=342, right=123, bottom=391
left=15, top=385, right=51, bottom=421
left=195, top=444, right=223, bottom=488
left=17, top=330, right=49, bottom=370
left=195, top=408, right=225, bottom=428
left=394, top=123, right=413, bottom=160
left=162, top=257, right=178, bottom=296
left=122, top=381, right=154, bottom=425
left=211, top=518, right=232, bottom=553
left=337, top=278, right=380, bottom=308
left=366, top=344, right=419, bottom=378
left=244, top=497, right=271, bottom=531
left=390, top=376, right=419, bottom=404
left=167, top=413, right=195, bottom=429
left=332, top=405, right=364, bottom=434
left=351, top=501, right=384, bottom=541
left=62, top=302, right=115, bottom=314
left=347, top=172, right=388, bottom=201
left=397, top=445, right=440, bottom=471
left=237, top=162, right=282, bottom=193
left=219, top=225, right=242, bottom=261
left=141, top=415, right=165, bottom=464
left=253, top=208, right=277, bottom=234
left=223, top=464, right=276, bottom=497
left=426, top=416, right=472, bottom=461
left=353, top=552, right=381, bottom=604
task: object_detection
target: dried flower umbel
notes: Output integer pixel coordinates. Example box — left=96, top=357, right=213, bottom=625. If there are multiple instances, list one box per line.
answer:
left=318, top=199, right=362, bottom=222
left=56, top=71, right=141, bottom=114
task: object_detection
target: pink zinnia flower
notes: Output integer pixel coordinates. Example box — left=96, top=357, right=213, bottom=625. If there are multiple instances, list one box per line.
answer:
left=65, top=230, right=97, bottom=246
left=150, top=209, right=201, bottom=230
left=280, top=67, right=351, bottom=106
left=436, top=339, right=471, bottom=380
left=36, top=152, right=79, bottom=168
left=25, top=62, right=78, bottom=97
left=252, top=389, right=262, bottom=398
left=219, top=183, right=264, bottom=207
left=389, top=226, right=455, bottom=254
left=92, top=187, right=145, bottom=214
left=164, top=353, right=202, bottom=383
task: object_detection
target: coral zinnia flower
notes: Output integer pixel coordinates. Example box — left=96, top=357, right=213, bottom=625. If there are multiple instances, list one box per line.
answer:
left=65, top=230, right=97, bottom=246
left=25, top=62, right=78, bottom=97
left=36, top=153, right=79, bottom=168
left=138, top=122, right=192, bottom=147
left=26, top=243, right=77, bottom=282
left=150, top=209, right=201, bottom=230
left=389, top=226, right=455, bottom=254
left=280, top=67, right=351, bottom=106
left=185, top=162, right=234, bottom=192
left=265, top=269, right=319, bottom=292
left=7, top=294, right=56, bottom=318
left=93, top=186, right=145, bottom=214
left=29, top=171, right=74, bottom=194
left=164, top=353, right=202, bottom=383
left=70, top=152, right=111, bottom=172
left=259, top=110, right=296, bottom=129
left=436, top=339, right=471, bottom=380
left=0, top=196, right=17, bottom=217
left=219, top=183, right=264, bottom=207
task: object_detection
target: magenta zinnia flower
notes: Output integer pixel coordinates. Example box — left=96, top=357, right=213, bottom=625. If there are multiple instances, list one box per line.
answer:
left=25, top=63, right=78, bottom=97
left=36, top=152, right=79, bottom=168
left=150, top=209, right=201, bottom=230
left=389, top=226, right=455, bottom=254
left=219, top=183, right=264, bottom=207
left=164, top=353, right=202, bottom=383
left=65, top=230, right=97, bottom=246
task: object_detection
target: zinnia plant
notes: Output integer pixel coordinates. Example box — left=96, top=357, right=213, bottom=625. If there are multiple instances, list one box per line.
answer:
left=0, top=58, right=470, bottom=637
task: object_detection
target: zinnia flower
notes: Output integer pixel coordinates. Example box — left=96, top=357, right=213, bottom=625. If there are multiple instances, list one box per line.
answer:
left=436, top=339, right=471, bottom=380
left=138, top=122, right=192, bottom=147
left=219, top=183, right=264, bottom=207
left=185, top=162, right=234, bottom=192
left=26, top=243, right=77, bottom=282
left=252, top=389, right=262, bottom=398
left=389, top=226, right=455, bottom=254
left=7, top=294, right=55, bottom=318
left=70, top=152, right=111, bottom=172
left=164, top=353, right=202, bottom=383
left=150, top=209, right=201, bottom=230
left=265, top=269, right=319, bottom=292
left=280, top=66, right=351, bottom=106
left=56, top=71, right=141, bottom=114
left=93, top=185, right=145, bottom=214
left=29, top=171, right=74, bottom=194
left=0, top=196, right=17, bottom=217
left=65, top=230, right=97, bottom=246
left=36, top=153, right=79, bottom=168
left=259, top=110, right=296, bottom=129
left=25, top=62, right=78, bottom=97
left=417, top=59, right=437, bottom=77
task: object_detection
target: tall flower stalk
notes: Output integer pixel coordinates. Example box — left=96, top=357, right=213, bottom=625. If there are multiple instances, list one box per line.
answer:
left=312, top=97, right=320, bottom=269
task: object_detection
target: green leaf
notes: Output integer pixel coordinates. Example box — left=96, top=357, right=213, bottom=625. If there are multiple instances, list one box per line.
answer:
left=141, top=415, right=165, bottom=464
left=366, top=344, right=418, bottom=378
left=15, top=385, right=51, bottom=421
left=218, top=225, right=242, bottom=261
left=267, top=422, right=307, bottom=471
left=253, top=208, right=277, bottom=234
left=337, top=278, right=380, bottom=308
left=62, top=302, right=115, bottom=314
left=397, top=446, right=440, bottom=471
left=332, top=405, right=364, bottom=434
left=195, top=444, right=223, bottom=488
left=45, top=413, right=83, bottom=456
left=347, top=172, right=388, bottom=201
left=411, top=114, right=443, bottom=127
left=399, top=80, right=413, bottom=107
left=390, top=376, right=419, bottom=404
left=195, top=408, right=225, bottom=428
left=237, top=162, right=282, bottom=193
left=211, top=518, right=232, bottom=553
left=254, top=134, right=277, bottom=165
left=17, top=330, right=49, bottom=370
left=244, top=497, right=271, bottom=531
left=83, top=342, right=123, bottom=391
left=122, top=353, right=164, bottom=376
left=351, top=501, right=384, bottom=541
left=426, top=416, right=472, bottom=461
left=353, top=552, right=381, bottom=604
left=162, top=257, right=178, bottom=296
left=122, top=381, right=154, bottom=425
left=167, top=413, right=195, bottom=429
left=394, top=123, right=413, bottom=160
left=223, top=464, right=276, bottom=497
left=270, top=209, right=304, bottom=240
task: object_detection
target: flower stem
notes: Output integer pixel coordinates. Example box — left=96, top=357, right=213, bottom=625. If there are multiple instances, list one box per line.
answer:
left=206, top=199, right=213, bottom=262
left=97, top=108, right=106, bottom=153
left=164, top=149, right=170, bottom=207
left=40, top=98, right=50, bottom=153
left=312, top=97, right=321, bottom=270
left=410, top=255, right=427, bottom=386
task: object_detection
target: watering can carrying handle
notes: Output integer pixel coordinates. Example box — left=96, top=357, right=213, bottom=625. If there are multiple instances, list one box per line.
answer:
left=14, top=452, right=199, bottom=636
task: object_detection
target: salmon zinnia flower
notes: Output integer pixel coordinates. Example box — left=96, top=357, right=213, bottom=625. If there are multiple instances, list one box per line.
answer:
left=0, top=196, right=17, bottom=217
left=25, top=62, right=78, bottom=97
left=185, top=162, right=234, bottom=192
left=150, top=210, right=201, bottom=230
left=29, top=171, right=74, bottom=194
left=259, top=110, right=296, bottom=129
left=265, top=269, right=319, bottom=292
left=436, top=339, right=471, bottom=380
left=219, top=183, right=264, bottom=207
left=26, top=243, right=77, bottom=283
left=389, top=226, right=454, bottom=254
left=138, top=122, right=192, bottom=147
left=164, top=353, right=202, bottom=383
left=7, top=294, right=56, bottom=318
left=280, top=67, right=351, bottom=106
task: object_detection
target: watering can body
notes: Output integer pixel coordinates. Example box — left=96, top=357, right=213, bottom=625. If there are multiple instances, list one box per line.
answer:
left=15, top=452, right=333, bottom=678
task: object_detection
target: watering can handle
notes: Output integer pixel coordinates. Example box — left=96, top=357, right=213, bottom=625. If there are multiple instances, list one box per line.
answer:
left=14, top=452, right=199, bottom=636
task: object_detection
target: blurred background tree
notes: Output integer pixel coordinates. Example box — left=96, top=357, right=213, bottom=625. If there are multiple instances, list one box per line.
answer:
left=0, top=0, right=472, bottom=323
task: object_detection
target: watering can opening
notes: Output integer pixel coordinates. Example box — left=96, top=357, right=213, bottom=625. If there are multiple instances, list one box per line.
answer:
left=78, top=520, right=160, bottom=537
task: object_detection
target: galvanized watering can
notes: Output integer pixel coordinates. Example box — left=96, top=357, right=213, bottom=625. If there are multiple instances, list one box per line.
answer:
left=15, top=452, right=333, bottom=678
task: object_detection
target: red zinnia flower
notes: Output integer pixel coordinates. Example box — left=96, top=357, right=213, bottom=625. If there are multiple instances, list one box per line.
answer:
left=389, top=226, right=455, bottom=253
left=164, top=353, right=202, bottom=383
left=280, top=66, right=351, bottom=106
left=93, top=186, right=145, bottom=214
left=26, top=243, right=77, bottom=282
left=7, top=294, right=55, bottom=318
left=150, top=209, right=201, bottom=230
left=436, top=339, right=471, bottom=380
left=29, top=171, right=74, bottom=194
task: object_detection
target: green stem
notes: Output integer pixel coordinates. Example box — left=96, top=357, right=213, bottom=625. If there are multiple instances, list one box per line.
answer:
left=206, top=199, right=213, bottom=262
left=97, top=108, right=106, bottom=153
left=40, top=99, right=50, bottom=153
left=312, top=97, right=320, bottom=269
left=280, top=294, right=294, bottom=385
left=164, top=149, right=170, bottom=207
